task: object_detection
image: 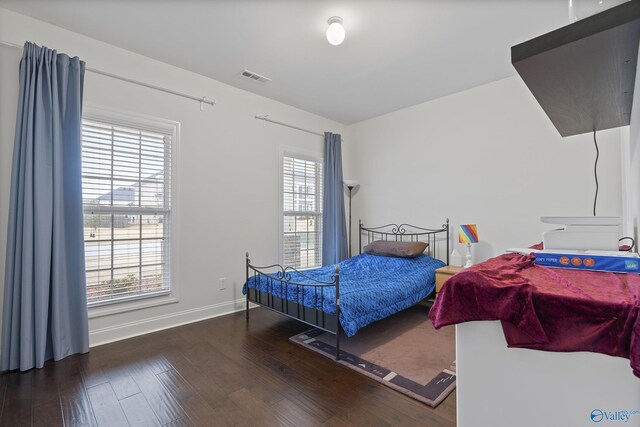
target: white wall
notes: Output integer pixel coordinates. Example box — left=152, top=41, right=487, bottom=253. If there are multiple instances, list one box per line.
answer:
left=0, top=8, right=346, bottom=346
left=344, top=76, right=623, bottom=262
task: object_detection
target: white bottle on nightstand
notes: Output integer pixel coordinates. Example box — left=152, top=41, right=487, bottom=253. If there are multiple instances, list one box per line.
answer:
left=450, top=249, right=462, bottom=267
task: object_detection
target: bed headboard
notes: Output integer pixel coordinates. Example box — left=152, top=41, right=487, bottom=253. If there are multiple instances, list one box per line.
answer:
left=359, top=219, right=449, bottom=264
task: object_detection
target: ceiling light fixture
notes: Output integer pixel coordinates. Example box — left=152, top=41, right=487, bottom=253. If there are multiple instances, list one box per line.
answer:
left=326, top=16, right=345, bottom=46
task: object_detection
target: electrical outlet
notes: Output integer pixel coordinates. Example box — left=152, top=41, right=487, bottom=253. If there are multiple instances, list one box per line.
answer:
left=219, top=277, right=226, bottom=290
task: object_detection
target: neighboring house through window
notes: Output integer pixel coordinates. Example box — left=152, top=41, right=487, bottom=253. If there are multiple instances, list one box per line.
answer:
left=282, top=154, right=323, bottom=269
left=81, top=109, right=176, bottom=306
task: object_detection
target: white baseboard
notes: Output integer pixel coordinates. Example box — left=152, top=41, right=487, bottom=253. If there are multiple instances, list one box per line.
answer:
left=89, top=298, right=251, bottom=347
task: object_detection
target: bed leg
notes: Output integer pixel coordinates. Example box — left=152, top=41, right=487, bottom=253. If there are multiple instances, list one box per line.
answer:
left=246, top=252, right=250, bottom=322
left=336, top=332, right=340, bottom=361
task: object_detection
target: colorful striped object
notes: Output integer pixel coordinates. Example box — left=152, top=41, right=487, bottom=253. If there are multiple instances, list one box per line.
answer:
left=459, top=224, right=479, bottom=244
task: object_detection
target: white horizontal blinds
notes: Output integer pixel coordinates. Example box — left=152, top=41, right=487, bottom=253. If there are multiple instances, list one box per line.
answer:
left=81, top=119, right=172, bottom=305
left=283, top=156, right=323, bottom=269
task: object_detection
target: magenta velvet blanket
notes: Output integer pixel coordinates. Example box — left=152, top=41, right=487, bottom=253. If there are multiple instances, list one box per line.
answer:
left=429, top=253, right=640, bottom=378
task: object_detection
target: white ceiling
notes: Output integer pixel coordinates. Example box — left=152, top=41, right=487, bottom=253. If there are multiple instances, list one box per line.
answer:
left=0, top=0, right=569, bottom=124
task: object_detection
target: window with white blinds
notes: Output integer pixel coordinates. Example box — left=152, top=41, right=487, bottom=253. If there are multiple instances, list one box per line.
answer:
left=283, top=155, right=323, bottom=269
left=81, top=115, right=173, bottom=306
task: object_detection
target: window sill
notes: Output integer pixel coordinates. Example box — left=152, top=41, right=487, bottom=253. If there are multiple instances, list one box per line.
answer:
left=88, top=292, right=179, bottom=319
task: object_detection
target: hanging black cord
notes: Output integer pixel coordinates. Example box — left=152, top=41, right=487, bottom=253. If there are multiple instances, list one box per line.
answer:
left=593, top=130, right=599, bottom=216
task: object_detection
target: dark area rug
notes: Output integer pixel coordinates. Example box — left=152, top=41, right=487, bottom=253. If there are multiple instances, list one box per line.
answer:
left=289, top=304, right=456, bottom=407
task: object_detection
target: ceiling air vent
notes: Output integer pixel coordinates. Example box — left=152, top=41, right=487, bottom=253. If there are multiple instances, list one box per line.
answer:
left=239, top=69, right=271, bottom=84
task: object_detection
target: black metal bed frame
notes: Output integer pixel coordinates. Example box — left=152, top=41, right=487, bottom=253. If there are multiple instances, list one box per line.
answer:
left=245, top=218, right=449, bottom=361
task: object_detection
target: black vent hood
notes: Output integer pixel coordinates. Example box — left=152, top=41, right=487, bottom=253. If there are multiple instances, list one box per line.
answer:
left=511, top=1, right=640, bottom=137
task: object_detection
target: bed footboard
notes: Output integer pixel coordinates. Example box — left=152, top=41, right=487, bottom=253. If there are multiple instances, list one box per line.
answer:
left=245, top=253, right=342, bottom=359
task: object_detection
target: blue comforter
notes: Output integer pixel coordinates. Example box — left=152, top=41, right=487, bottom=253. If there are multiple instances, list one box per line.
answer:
left=244, top=253, right=445, bottom=336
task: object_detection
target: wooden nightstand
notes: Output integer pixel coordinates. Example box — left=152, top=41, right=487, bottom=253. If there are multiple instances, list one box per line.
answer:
left=435, top=265, right=463, bottom=296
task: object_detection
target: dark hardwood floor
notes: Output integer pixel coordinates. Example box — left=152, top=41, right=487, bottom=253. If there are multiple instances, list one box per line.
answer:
left=0, top=307, right=456, bottom=426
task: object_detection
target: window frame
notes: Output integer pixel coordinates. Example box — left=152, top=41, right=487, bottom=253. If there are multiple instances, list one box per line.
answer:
left=279, top=147, right=324, bottom=269
left=82, top=105, right=180, bottom=318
